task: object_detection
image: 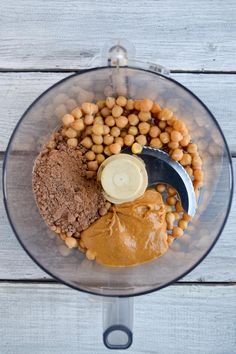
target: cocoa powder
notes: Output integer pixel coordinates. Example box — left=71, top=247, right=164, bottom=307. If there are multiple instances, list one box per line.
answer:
left=32, top=141, right=106, bottom=236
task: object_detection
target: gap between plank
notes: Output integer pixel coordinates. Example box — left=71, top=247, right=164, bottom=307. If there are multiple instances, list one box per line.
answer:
left=0, top=279, right=235, bottom=286
left=0, top=68, right=236, bottom=74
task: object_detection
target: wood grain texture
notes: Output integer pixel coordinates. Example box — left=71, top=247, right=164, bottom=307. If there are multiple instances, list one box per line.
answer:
left=0, top=282, right=235, bottom=354
left=1, top=0, right=236, bottom=71
left=1, top=72, right=236, bottom=152
left=0, top=159, right=235, bottom=282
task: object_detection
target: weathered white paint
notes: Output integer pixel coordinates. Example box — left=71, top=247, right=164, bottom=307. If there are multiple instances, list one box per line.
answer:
left=0, top=72, right=236, bottom=152
left=0, top=282, right=235, bottom=354
left=0, top=0, right=236, bottom=71
left=0, top=159, right=235, bottom=282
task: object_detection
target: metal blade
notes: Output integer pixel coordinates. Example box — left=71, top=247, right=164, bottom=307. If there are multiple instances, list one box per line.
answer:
left=122, top=147, right=196, bottom=216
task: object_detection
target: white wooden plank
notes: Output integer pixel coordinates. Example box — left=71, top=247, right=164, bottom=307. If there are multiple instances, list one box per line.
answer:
left=0, top=159, right=235, bottom=282
left=1, top=0, right=236, bottom=71
left=0, top=282, right=235, bottom=354
left=0, top=72, right=236, bottom=152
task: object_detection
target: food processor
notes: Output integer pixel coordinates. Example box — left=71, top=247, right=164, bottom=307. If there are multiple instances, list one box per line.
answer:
left=3, top=40, right=233, bottom=349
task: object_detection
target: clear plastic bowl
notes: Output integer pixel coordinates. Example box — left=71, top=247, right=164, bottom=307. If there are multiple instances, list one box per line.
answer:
left=3, top=65, right=234, bottom=349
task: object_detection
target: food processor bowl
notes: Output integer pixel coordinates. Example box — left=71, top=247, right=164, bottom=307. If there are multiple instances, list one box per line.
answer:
left=3, top=42, right=233, bottom=349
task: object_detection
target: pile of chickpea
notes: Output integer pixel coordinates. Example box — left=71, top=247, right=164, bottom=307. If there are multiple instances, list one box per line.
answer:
left=59, top=96, right=203, bottom=246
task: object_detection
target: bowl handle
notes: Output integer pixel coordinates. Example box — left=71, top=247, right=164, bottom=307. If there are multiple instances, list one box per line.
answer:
left=103, top=297, right=133, bottom=349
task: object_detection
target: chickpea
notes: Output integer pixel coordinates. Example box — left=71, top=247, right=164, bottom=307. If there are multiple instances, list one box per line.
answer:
left=167, top=196, right=177, bottom=206
left=94, top=116, right=104, bottom=125
left=111, top=126, right=121, bottom=137
left=86, top=249, right=96, bottom=260
left=67, top=138, right=78, bottom=148
left=128, top=114, right=139, bottom=126
left=85, top=151, right=96, bottom=161
left=139, top=98, right=153, bottom=112
left=126, top=99, right=134, bottom=111
left=115, top=137, right=124, bottom=147
left=180, top=153, right=192, bottom=166
left=192, top=155, right=202, bottom=169
left=150, top=138, right=162, bottom=149
left=167, top=236, right=174, bottom=245
left=81, top=137, right=93, bottom=148
left=105, top=115, right=116, bottom=127
left=84, top=126, right=93, bottom=136
left=103, top=134, right=114, bottom=145
left=96, top=100, right=106, bottom=110
left=112, top=105, right=123, bottom=118
left=180, top=134, right=191, bottom=147
left=167, top=117, right=177, bottom=126
left=175, top=201, right=183, bottom=212
left=156, top=184, right=166, bottom=193
left=116, top=116, right=128, bottom=128
left=158, top=121, right=167, bottom=130
left=131, top=142, right=143, bottom=154
left=174, top=212, right=181, bottom=221
left=151, top=102, right=161, bottom=114
left=92, top=144, right=104, bottom=154
left=185, top=166, right=193, bottom=177
left=87, top=161, right=99, bottom=171
left=193, top=169, right=204, bottom=181
left=96, top=153, right=105, bottom=164
left=139, top=122, right=150, bottom=135
left=84, top=114, right=94, bottom=125
left=173, top=120, right=186, bottom=134
left=62, top=114, right=75, bottom=126
left=138, top=111, right=151, bottom=122
left=72, top=119, right=85, bottom=131
left=149, top=125, right=161, bottom=138
left=167, top=187, right=176, bottom=196
left=92, top=124, right=104, bottom=136
left=172, top=226, right=184, bottom=238
left=166, top=212, right=175, bottom=225
left=65, top=237, right=78, bottom=249
left=99, top=207, right=108, bottom=216
left=124, top=134, right=135, bottom=146
left=171, top=130, right=183, bottom=142
left=109, top=143, right=121, bottom=155
left=165, top=126, right=173, bottom=134
left=168, top=141, right=179, bottom=149
left=178, top=219, right=188, bottom=230
left=104, top=146, right=112, bottom=156
left=82, top=102, right=96, bottom=115
left=71, top=107, right=83, bottom=119
left=160, top=132, right=170, bottom=144
left=106, top=96, right=116, bottom=109
left=136, top=134, right=147, bottom=146
left=116, top=96, right=127, bottom=107
left=92, top=134, right=103, bottom=145
left=134, top=100, right=141, bottom=110
left=171, top=148, right=184, bottom=162
left=183, top=213, right=192, bottom=222
left=65, top=128, right=77, bottom=138
left=128, top=126, right=138, bottom=136
left=102, top=125, right=110, bottom=135
left=187, top=143, right=198, bottom=154
left=105, top=202, right=112, bottom=210
left=194, top=180, right=203, bottom=189
left=158, top=108, right=173, bottom=121
left=101, top=107, right=111, bottom=117
left=165, top=205, right=172, bottom=213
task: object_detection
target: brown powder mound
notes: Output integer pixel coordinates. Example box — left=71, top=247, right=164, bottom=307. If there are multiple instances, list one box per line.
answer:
left=32, top=142, right=106, bottom=236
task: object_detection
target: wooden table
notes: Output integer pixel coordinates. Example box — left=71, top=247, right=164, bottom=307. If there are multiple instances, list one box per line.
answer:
left=0, top=1, right=235, bottom=353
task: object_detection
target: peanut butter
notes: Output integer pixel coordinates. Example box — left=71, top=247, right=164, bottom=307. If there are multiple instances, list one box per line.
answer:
left=81, top=190, right=168, bottom=267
